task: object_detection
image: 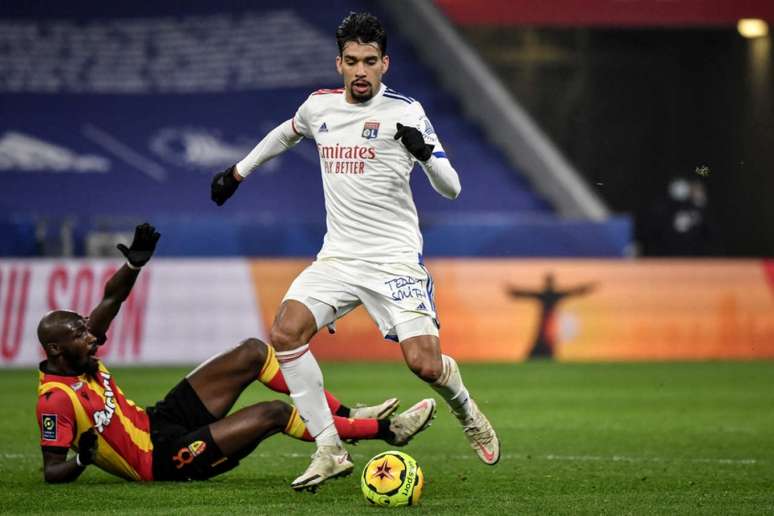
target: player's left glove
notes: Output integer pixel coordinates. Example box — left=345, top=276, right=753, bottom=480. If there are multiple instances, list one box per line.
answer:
left=211, top=164, right=241, bottom=206
left=394, top=123, right=434, bottom=162
left=117, top=223, right=161, bottom=268
left=75, top=428, right=98, bottom=467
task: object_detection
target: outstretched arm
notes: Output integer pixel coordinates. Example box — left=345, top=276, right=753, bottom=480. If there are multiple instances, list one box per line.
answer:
left=88, top=223, right=160, bottom=339
left=507, top=288, right=542, bottom=299
left=211, top=119, right=304, bottom=206
left=236, top=119, right=304, bottom=178
left=559, top=283, right=596, bottom=297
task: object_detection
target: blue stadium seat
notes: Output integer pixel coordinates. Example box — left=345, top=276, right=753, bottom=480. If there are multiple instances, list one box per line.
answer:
left=0, top=0, right=629, bottom=256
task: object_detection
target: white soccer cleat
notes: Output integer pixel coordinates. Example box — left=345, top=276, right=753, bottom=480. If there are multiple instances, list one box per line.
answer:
left=290, top=444, right=354, bottom=492
left=349, top=397, right=400, bottom=420
left=386, top=398, right=437, bottom=446
left=459, top=399, right=500, bottom=465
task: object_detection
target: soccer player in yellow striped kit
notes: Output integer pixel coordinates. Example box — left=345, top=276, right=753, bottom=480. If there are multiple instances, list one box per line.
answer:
left=36, top=223, right=435, bottom=483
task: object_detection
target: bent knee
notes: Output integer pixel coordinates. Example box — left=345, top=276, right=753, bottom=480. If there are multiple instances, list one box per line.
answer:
left=269, top=324, right=306, bottom=352
left=264, top=400, right=293, bottom=426
left=406, top=358, right=443, bottom=383
left=236, top=338, right=268, bottom=370
left=270, top=301, right=318, bottom=351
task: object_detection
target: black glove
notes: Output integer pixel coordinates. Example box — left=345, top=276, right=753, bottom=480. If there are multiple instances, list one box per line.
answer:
left=211, top=165, right=240, bottom=206
left=76, top=428, right=98, bottom=466
left=117, top=223, right=160, bottom=268
left=394, top=123, right=434, bottom=162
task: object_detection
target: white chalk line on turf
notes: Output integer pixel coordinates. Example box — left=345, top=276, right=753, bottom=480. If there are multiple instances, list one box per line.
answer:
left=2, top=453, right=27, bottom=459
left=243, top=452, right=760, bottom=466
left=541, top=454, right=759, bottom=465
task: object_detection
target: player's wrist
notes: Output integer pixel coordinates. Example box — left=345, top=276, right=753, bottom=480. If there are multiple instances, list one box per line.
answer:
left=211, top=164, right=241, bottom=206
left=117, top=223, right=160, bottom=269
left=415, top=145, right=433, bottom=162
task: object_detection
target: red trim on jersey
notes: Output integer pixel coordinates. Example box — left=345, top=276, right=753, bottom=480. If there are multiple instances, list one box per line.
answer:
left=311, top=88, right=344, bottom=95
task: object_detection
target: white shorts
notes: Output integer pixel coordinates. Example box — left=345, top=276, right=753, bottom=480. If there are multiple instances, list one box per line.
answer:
left=282, top=258, right=440, bottom=342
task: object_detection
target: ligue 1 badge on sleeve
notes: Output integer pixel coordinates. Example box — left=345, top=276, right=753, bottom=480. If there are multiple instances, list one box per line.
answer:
left=362, top=121, right=380, bottom=140
left=42, top=414, right=57, bottom=440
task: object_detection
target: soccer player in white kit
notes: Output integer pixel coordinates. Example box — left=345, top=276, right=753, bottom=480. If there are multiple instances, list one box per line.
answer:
left=211, top=12, right=500, bottom=491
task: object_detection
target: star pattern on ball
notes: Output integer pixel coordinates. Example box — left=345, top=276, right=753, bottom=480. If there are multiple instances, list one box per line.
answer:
left=371, top=458, right=395, bottom=481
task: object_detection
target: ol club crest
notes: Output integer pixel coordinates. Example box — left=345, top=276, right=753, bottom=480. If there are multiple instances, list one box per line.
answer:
left=361, top=121, right=380, bottom=139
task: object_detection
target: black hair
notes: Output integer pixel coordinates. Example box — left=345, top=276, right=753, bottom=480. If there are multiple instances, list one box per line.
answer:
left=335, top=12, right=387, bottom=56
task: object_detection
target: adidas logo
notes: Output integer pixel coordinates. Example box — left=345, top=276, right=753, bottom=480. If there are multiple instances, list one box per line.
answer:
left=319, top=122, right=328, bottom=132
left=417, top=302, right=427, bottom=311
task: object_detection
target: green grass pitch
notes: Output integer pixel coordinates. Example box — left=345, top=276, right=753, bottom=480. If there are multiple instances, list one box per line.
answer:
left=1, top=361, right=773, bottom=514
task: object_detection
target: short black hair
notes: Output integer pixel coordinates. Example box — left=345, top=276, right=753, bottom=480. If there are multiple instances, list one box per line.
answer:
left=335, top=12, right=387, bottom=56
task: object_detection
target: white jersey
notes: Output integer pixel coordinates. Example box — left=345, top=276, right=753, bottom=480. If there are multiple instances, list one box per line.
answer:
left=292, top=83, right=448, bottom=264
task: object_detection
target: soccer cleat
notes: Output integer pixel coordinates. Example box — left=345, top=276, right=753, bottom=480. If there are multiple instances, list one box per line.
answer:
left=290, top=444, right=354, bottom=492
left=349, top=397, right=400, bottom=420
left=386, top=398, right=437, bottom=446
left=459, top=399, right=500, bottom=465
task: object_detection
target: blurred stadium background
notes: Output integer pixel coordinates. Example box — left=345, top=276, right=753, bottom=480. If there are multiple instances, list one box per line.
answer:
left=1, top=0, right=773, bottom=513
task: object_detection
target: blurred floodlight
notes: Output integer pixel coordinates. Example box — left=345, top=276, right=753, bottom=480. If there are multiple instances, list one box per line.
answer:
left=737, top=19, right=769, bottom=39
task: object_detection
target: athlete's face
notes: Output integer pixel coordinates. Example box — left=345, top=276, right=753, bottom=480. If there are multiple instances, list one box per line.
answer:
left=59, top=316, right=100, bottom=375
left=336, top=41, right=389, bottom=104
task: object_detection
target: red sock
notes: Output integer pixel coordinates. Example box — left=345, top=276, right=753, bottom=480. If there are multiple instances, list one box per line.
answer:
left=334, top=415, right=380, bottom=440
left=258, top=344, right=343, bottom=414
left=289, top=413, right=381, bottom=442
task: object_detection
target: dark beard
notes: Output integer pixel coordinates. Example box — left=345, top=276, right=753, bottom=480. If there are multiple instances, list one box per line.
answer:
left=351, top=85, right=373, bottom=103
left=62, top=348, right=99, bottom=376
left=84, top=357, right=100, bottom=376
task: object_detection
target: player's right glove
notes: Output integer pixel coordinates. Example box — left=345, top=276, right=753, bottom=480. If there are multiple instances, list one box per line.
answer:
left=394, top=123, right=434, bottom=162
left=211, top=164, right=240, bottom=206
left=75, top=428, right=98, bottom=467
left=117, top=223, right=161, bottom=268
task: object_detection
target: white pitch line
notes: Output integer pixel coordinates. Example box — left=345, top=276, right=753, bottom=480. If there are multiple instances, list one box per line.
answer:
left=243, top=452, right=761, bottom=466
left=541, top=454, right=759, bottom=465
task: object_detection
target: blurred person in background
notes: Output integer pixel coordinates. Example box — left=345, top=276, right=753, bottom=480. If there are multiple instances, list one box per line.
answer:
left=638, top=176, right=717, bottom=256
left=508, top=273, right=595, bottom=359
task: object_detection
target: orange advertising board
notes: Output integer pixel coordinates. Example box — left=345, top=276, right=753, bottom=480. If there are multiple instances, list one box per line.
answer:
left=249, top=259, right=774, bottom=362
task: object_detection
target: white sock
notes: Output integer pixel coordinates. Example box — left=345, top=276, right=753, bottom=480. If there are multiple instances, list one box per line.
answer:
left=276, top=344, right=341, bottom=448
left=430, top=355, right=473, bottom=420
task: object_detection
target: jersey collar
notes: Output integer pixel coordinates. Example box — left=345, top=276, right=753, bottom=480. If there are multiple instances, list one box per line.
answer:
left=38, top=359, right=91, bottom=378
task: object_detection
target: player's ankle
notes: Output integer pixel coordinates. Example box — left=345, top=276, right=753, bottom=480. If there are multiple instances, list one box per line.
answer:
left=315, top=423, right=342, bottom=448
left=376, top=419, right=395, bottom=442
left=450, top=397, right=474, bottom=421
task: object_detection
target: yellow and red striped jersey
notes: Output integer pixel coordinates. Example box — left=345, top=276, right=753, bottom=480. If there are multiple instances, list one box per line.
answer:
left=36, top=360, right=154, bottom=481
